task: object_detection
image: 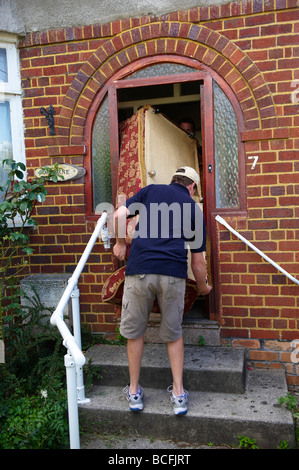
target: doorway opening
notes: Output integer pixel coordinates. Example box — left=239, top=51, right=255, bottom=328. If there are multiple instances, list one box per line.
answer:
left=117, top=80, right=208, bottom=321
left=87, top=57, right=247, bottom=327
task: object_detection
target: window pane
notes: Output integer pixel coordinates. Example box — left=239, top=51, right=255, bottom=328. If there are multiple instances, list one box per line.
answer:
left=92, top=94, right=112, bottom=210
left=118, top=83, right=173, bottom=102
left=180, top=80, right=201, bottom=96
left=213, top=80, right=239, bottom=208
left=0, top=101, right=13, bottom=199
left=0, top=48, right=8, bottom=82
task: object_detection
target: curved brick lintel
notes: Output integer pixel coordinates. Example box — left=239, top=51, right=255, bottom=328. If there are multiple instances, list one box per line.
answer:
left=57, top=21, right=278, bottom=144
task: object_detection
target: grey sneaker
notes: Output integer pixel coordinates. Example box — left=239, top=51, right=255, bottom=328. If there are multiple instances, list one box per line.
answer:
left=123, top=385, right=144, bottom=411
left=167, top=385, right=189, bottom=415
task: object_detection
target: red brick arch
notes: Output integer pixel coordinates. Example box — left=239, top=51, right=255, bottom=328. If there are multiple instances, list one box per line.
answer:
left=57, top=21, right=278, bottom=145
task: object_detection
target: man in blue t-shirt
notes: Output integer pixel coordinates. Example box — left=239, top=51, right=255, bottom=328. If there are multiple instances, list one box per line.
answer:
left=113, top=166, right=212, bottom=415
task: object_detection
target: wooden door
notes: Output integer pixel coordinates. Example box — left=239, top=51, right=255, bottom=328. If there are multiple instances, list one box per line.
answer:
left=143, top=106, right=200, bottom=189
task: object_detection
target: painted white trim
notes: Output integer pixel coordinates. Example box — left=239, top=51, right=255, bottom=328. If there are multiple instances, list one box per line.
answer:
left=0, top=34, right=26, bottom=226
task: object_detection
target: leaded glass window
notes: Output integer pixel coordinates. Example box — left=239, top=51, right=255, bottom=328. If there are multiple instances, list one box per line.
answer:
left=125, top=63, right=196, bottom=79
left=92, top=94, right=112, bottom=209
left=213, top=80, right=239, bottom=208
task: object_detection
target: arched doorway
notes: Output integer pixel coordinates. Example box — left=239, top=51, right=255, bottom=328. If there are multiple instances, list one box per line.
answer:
left=85, top=56, right=246, bottom=323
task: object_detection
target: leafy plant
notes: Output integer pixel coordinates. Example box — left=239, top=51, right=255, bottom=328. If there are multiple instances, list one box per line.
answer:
left=277, top=392, right=298, bottom=412
left=238, top=435, right=259, bottom=449
left=0, top=392, right=68, bottom=449
left=277, top=392, right=299, bottom=448
left=1, top=285, right=65, bottom=396
left=277, top=440, right=290, bottom=449
left=115, top=326, right=127, bottom=345
left=0, top=286, right=69, bottom=448
left=0, top=285, right=105, bottom=449
left=0, top=158, right=63, bottom=342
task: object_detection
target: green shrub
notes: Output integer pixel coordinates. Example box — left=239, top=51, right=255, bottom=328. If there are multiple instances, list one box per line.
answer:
left=0, top=286, right=69, bottom=449
left=0, top=158, right=63, bottom=343
left=0, top=392, right=68, bottom=449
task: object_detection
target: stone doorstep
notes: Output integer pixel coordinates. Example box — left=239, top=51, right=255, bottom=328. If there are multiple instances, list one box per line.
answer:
left=145, top=321, right=221, bottom=346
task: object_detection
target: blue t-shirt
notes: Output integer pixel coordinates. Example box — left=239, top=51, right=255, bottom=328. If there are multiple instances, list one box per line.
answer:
left=124, top=183, right=206, bottom=279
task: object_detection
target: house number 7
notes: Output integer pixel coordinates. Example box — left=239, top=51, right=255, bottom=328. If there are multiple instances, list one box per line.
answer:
left=248, top=155, right=259, bottom=170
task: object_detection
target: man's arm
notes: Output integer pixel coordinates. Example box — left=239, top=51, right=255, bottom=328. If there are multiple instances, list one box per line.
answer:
left=113, top=205, right=130, bottom=261
left=191, top=251, right=212, bottom=295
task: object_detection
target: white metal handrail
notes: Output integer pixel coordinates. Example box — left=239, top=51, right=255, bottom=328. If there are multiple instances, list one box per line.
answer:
left=50, top=212, right=108, bottom=449
left=216, top=215, right=299, bottom=286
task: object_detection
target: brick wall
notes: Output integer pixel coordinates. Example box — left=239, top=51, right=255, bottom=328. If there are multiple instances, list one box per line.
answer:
left=18, top=0, right=298, bottom=389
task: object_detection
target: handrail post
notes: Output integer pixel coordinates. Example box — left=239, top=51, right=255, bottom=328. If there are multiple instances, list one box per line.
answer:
left=65, top=352, right=80, bottom=449
left=71, top=284, right=90, bottom=404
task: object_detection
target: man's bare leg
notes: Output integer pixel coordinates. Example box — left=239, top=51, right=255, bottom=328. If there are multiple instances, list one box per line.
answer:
left=127, top=336, right=144, bottom=394
left=167, top=336, right=184, bottom=396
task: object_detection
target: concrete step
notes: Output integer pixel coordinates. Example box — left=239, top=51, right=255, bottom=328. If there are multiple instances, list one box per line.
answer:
left=79, top=369, right=295, bottom=449
left=144, top=316, right=221, bottom=346
left=84, top=343, right=246, bottom=394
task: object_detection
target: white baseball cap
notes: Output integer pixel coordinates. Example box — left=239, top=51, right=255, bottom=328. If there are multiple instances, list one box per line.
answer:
left=173, top=166, right=200, bottom=195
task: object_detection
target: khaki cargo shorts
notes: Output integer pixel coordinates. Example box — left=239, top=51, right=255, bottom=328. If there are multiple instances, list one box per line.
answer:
left=119, top=274, right=186, bottom=342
